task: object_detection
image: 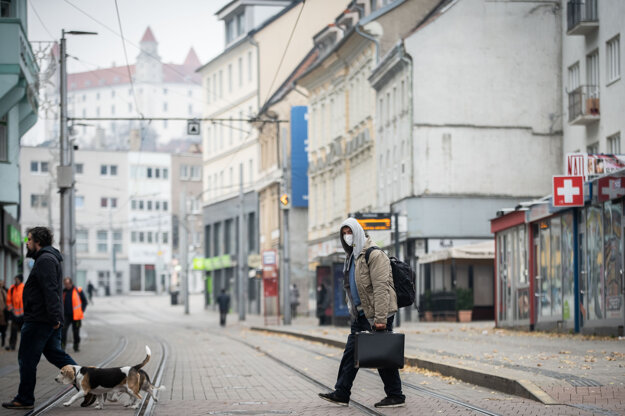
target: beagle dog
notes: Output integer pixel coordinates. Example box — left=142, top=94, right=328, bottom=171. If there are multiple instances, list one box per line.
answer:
left=107, top=368, right=165, bottom=407
left=55, top=345, right=151, bottom=410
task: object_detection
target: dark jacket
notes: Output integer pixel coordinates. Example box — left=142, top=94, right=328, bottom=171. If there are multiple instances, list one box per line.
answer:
left=23, top=246, right=64, bottom=325
left=217, top=293, right=230, bottom=313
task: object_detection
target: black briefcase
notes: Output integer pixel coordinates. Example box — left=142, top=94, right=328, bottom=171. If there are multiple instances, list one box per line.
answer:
left=354, top=331, right=405, bottom=369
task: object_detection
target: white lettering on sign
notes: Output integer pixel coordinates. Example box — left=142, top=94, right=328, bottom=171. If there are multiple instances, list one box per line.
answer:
left=557, top=179, right=581, bottom=203
left=602, top=178, right=625, bottom=200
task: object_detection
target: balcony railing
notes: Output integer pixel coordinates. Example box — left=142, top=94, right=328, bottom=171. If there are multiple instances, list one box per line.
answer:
left=567, top=0, right=598, bottom=35
left=568, top=85, right=600, bottom=125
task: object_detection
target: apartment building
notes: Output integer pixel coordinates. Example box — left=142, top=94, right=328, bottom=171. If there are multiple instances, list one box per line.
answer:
left=198, top=0, right=349, bottom=312
left=20, top=146, right=129, bottom=293
left=0, top=0, right=39, bottom=284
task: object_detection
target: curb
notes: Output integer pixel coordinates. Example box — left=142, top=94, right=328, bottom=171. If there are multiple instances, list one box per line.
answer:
left=250, top=326, right=558, bottom=405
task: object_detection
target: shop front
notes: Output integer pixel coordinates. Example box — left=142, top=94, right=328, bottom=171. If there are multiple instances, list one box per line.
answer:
left=492, top=175, right=625, bottom=335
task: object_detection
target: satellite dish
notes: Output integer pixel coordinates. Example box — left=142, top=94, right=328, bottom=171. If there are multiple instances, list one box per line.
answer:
left=362, top=21, right=383, bottom=38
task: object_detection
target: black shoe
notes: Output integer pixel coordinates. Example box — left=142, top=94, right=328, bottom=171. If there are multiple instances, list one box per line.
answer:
left=2, top=400, right=34, bottom=409
left=318, top=392, right=348, bottom=406
left=374, top=396, right=405, bottom=408
left=80, top=393, right=96, bottom=407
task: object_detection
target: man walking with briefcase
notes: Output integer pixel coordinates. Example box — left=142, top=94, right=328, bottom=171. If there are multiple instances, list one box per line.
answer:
left=318, top=218, right=405, bottom=408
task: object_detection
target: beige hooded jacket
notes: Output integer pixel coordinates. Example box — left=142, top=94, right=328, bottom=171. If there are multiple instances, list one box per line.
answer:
left=340, top=218, right=397, bottom=325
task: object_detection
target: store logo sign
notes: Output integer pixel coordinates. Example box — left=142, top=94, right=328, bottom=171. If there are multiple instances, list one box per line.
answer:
left=553, top=176, right=584, bottom=207
left=597, top=176, right=625, bottom=202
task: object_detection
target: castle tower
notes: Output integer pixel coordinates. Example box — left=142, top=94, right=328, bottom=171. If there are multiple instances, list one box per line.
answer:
left=135, top=27, right=162, bottom=83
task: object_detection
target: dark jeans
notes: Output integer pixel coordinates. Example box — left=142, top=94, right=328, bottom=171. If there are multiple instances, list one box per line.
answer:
left=61, top=319, right=81, bottom=350
left=15, top=322, right=77, bottom=406
left=219, top=311, right=227, bottom=326
left=334, top=315, right=405, bottom=400
left=8, top=315, right=23, bottom=349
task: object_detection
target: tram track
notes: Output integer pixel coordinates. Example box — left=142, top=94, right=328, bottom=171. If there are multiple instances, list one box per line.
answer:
left=249, top=329, right=504, bottom=416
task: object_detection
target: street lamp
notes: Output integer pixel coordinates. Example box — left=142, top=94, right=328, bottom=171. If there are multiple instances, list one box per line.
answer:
left=58, top=29, right=97, bottom=279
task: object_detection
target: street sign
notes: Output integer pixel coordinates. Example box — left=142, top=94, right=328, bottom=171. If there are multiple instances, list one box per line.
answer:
left=353, top=212, right=392, bottom=230
left=597, top=176, right=625, bottom=202
left=262, top=249, right=277, bottom=266
left=553, top=176, right=584, bottom=207
left=280, top=193, right=289, bottom=207
left=187, top=119, right=200, bottom=135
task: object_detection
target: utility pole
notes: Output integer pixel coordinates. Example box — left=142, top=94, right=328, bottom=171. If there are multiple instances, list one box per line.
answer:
left=108, top=205, right=116, bottom=295
left=58, top=30, right=96, bottom=279
left=280, top=123, right=291, bottom=325
left=238, top=164, right=246, bottom=321
left=180, top=189, right=189, bottom=315
left=394, top=212, right=401, bottom=327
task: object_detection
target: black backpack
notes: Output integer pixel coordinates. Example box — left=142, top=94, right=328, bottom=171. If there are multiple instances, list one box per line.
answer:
left=365, top=247, right=416, bottom=308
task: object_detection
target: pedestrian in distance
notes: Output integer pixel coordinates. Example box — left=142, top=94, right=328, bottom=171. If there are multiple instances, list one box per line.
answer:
left=1, top=227, right=95, bottom=410
left=62, top=277, right=88, bottom=352
left=217, top=289, right=230, bottom=327
left=318, top=218, right=406, bottom=408
left=290, top=284, right=300, bottom=319
left=316, top=283, right=330, bottom=326
left=87, top=281, right=95, bottom=303
left=5, top=274, right=24, bottom=351
left=0, top=280, right=8, bottom=348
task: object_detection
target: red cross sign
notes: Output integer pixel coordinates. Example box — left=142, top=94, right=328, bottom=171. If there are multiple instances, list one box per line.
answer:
left=553, top=176, right=584, bottom=207
left=597, top=176, right=625, bottom=202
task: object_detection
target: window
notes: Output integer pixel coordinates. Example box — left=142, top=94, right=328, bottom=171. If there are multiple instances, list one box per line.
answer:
left=101, top=197, right=108, bottom=208
left=163, top=102, right=168, bottom=112
left=111, top=198, right=117, bottom=208
left=147, top=167, right=153, bottom=178
left=370, top=0, right=378, bottom=12
left=247, top=51, right=252, bottom=82
left=568, top=62, right=580, bottom=91
left=219, top=70, right=223, bottom=98
left=75, top=195, right=84, bottom=209
left=111, top=105, right=115, bottom=115
left=131, top=199, right=137, bottom=210
left=238, top=57, right=243, bottom=87
left=155, top=168, right=160, bottom=178
left=100, top=164, right=117, bottom=176
left=113, top=230, right=122, bottom=253
left=607, top=35, right=621, bottom=83
left=608, top=132, right=621, bottom=154
left=212, top=74, right=217, bottom=102
left=587, top=142, right=599, bottom=153
left=31, top=194, right=49, bottom=208
left=30, top=161, right=38, bottom=172
left=226, top=18, right=234, bottom=44
left=228, top=63, right=233, bottom=93
left=76, top=163, right=84, bottom=174
left=587, top=50, right=599, bottom=87
left=76, top=230, right=88, bottom=253
left=147, top=200, right=153, bottom=210
left=155, top=201, right=160, bottom=210
left=236, top=12, right=245, bottom=36
left=162, top=232, right=168, bottom=244
left=180, top=165, right=189, bottom=179
left=101, top=197, right=117, bottom=208
left=40, top=162, right=49, bottom=173
left=30, top=161, right=49, bottom=173
left=110, top=165, right=117, bottom=176
left=163, top=168, right=168, bottom=179
left=139, top=232, right=144, bottom=243
left=163, top=201, right=168, bottom=211
left=163, top=88, right=168, bottom=95
left=131, top=231, right=137, bottom=243
left=188, top=104, right=193, bottom=116
left=139, top=200, right=144, bottom=210
left=97, top=230, right=108, bottom=253
left=191, top=165, right=201, bottom=180
left=147, top=231, right=153, bottom=243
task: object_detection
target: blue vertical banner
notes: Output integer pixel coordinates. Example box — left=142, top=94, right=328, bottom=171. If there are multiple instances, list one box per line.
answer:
left=290, top=106, right=308, bottom=207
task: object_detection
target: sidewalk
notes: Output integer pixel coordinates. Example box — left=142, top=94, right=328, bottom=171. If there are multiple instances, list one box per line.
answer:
left=237, top=309, right=625, bottom=408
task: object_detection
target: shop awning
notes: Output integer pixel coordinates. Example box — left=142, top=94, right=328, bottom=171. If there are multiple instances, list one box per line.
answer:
left=418, top=241, right=494, bottom=264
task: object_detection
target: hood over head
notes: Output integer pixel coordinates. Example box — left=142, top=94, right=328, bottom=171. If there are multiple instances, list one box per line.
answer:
left=339, top=218, right=366, bottom=272
left=35, top=245, right=63, bottom=262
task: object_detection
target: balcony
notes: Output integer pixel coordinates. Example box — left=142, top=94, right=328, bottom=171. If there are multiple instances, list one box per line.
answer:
left=568, top=85, right=600, bottom=125
left=567, top=0, right=598, bottom=36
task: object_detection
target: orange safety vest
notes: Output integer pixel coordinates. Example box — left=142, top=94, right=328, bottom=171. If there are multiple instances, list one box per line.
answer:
left=6, top=283, right=24, bottom=317
left=63, top=287, right=84, bottom=321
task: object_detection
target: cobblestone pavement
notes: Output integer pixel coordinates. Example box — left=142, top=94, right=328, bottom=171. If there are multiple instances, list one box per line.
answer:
left=1, top=294, right=623, bottom=416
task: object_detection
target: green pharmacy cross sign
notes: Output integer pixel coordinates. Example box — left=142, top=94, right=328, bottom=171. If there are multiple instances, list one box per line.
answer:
left=192, top=255, right=233, bottom=271
left=8, top=225, right=21, bottom=248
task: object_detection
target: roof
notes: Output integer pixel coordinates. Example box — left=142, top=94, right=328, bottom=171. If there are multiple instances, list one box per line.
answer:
left=183, top=48, right=201, bottom=68
left=418, top=241, right=495, bottom=264
left=141, top=26, right=157, bottom=43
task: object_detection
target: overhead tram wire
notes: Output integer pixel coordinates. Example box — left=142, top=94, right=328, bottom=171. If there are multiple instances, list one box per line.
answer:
left=261, top=0, right=306, bottom=109
left=113, top=0, right=143, bottom=119
left=29, top=1, right=55, bottom=40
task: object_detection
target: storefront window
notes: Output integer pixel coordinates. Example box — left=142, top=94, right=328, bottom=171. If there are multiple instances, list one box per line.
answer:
left=561, top=212, right=575, bottom=322
left=586, top=205, right=604, bottom=320
left=551, top=217, right=562, bottom=317
left=603, top=201, right=623, bottom=320
left=516, top=226, right=530, bottom=320
left=539, top=223, right=551, bottom=317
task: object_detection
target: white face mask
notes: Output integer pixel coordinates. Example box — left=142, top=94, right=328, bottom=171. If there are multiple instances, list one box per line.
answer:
left=343, top=233, right=354, bottom=247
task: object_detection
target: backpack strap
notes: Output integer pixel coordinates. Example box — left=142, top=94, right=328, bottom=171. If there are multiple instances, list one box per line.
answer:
left=364, top=246, right=380, bottom=266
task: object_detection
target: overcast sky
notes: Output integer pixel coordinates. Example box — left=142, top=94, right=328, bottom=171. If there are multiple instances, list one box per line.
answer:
left=28, top=0, right=225, bottom=73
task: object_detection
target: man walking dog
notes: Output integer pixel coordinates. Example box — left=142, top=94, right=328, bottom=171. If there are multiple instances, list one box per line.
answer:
left=2, top=227, right=94, bottom=409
